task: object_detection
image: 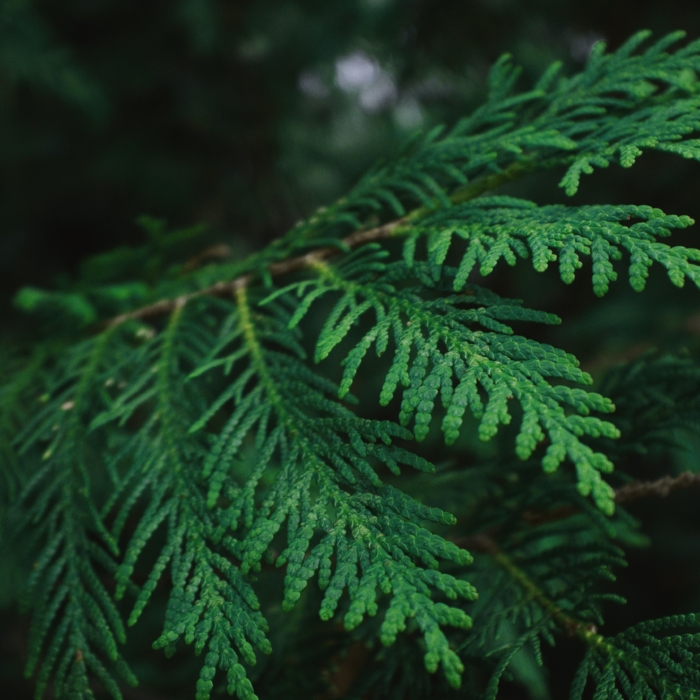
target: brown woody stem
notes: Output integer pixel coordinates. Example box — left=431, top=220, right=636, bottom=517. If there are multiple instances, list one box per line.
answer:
left=104, top=218, right=405, bottom=328
left=103, top=158, right=537, bottom=329
left=518, top=470, right=700, bottom=527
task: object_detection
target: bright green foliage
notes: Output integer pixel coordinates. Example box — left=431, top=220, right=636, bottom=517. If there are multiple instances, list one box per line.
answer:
left=272, top=250, right=620, bottom=512
left=326, top=463, right=645, bottom=700
left=29, top=292, right=477, bottom=699
left=272, top=29, right=700, bottom=254
left=188, top=290, right=477, bottom=689
left=89, top=306, right=272, bottom=700
left=14, top=287, right=100, bottom=327
left=6, top=29, right=700, bottom=700
left=407, top=198, right=698, bottom=296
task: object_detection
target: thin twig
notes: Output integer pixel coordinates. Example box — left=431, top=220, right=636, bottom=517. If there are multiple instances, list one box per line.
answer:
left=469, top=470, right=700, bottom=541
left=182, top=243, right=232, bottom=272
left=614, top=470, right=700, bottom=503
left=103, top=158, right=540, bottom=329
left=104, top=218, right=405, bottom=328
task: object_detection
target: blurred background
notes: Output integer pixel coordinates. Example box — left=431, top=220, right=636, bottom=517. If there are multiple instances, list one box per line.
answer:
left=3, top=0, right=700, bottom=697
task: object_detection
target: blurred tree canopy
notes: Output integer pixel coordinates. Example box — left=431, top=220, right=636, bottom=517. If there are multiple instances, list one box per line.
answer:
left=2, top=0, right=698, bottom=304
left=3, top=1, right=700, bottom=698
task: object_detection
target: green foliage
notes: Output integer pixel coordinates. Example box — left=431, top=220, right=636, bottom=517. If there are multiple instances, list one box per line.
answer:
left=408, top=198, right=697, bottom=296
left=13, top=330, right=138, bottom=699
left=463, top=516, right=628, bottom=700
left=600, top=352, right=700, bottom=453
left=5, top=29, right=700, bottom=700
left=270, top=28, right=700, bottom=254
left=269, top=251, right=620, bottom=511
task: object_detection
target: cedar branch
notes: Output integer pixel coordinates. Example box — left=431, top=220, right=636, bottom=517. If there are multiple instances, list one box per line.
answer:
left=104, top=218, right=406, bottom=328
left=456, top=472, right=700, bottom=643
left=103, top=158, right=538, bottom=329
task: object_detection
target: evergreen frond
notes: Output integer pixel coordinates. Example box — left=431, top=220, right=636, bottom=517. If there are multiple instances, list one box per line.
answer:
left=187, top=290, right=477, bottom=691
left=276, top=251, right=620, bottom=512
left=404, top=198, right=697, bottom=296
left=271, top=30, right=700, bottom=253
left=341, top=472, right=636, bottom=700
left=453, top=489, right=632, bottom=699
left=71, top=292, right=480, bottom=698
left=90, top=302, right=270, bottom=700
left=14, top=329, right=137, bottom=700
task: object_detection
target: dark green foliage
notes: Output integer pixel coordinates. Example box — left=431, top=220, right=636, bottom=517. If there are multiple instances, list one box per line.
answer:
left=601, top=352, right=700, bottom=453
left=6, top=28, right=700, bottom=700
left=572, top=614, right=700, bottom=699
left=13, top=331, right=138, bottom=699
left=463, top=518, right=628, bottom=700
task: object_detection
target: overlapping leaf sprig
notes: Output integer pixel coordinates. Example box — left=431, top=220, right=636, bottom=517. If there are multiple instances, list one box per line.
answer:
left=572, top=614, right=700, bottom=700
left=26, top=292, right=479, bottom=700
left=405, top=197, right=698, bottom=296
left=270, top=246, right=621, bottom=512
left=275, top=30, right=700, bottom=254
left=182, top=290, right=477, bottom=691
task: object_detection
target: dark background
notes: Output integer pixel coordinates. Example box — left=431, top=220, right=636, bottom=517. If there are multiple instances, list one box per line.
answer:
left=3, top=1, right=700, bottom=698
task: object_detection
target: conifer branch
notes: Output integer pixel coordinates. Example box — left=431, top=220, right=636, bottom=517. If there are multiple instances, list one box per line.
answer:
left=103, top=159, right=537, bottom=330
left=469, top=533, right=602, bottom=640
left=9, top=30, right=700, bottom=700
left=471, top=527, right=698, bottom=700
left=458, top=523, right=627, bottom=700
left=103, top=219, right=405, bottom=328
